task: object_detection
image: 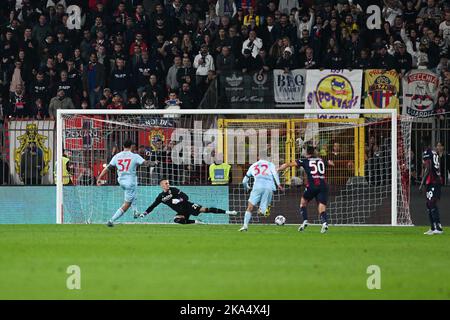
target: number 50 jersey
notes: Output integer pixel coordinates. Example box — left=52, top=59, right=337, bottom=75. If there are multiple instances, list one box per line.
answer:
left=296, top=157, right=328, bottom=188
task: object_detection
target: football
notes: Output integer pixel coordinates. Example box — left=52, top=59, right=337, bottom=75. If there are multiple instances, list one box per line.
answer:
left=274, top=215, right=286, bottom=226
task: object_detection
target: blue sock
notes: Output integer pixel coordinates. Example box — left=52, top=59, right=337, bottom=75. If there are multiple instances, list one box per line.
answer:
left=244, top=211, right=252, bottom=227
left=320, top=212, right=328, bottom=224
left=300, top=207, right=308, bottom=222
left=111, top=208, right=124, bottom=222
left=131, top=202, right=138, bottom=213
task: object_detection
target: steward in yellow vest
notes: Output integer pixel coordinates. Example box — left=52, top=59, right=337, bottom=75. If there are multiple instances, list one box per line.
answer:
left=209, top=162, right=231, bottom=185
left=54, top=154, right=72, bottom=185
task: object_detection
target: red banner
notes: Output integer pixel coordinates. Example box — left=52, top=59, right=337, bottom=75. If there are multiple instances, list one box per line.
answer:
left=64, top=116, right=105, bottom=150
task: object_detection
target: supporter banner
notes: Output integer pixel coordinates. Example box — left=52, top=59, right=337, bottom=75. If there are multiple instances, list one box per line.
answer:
left=273, top=69, right=306, bottom=104
left=139, top=127, right=175, bottom=151
left=402, top=70, right=439, bottom=118
left=8, top=120, right=54, bottom=184
left=305, top=69, right=362, bottom=118
left=64, top=115, right=106, bottom=150
left=364, top=69, right=399, bottom=114
left=220, top=71, right=273, bottom=107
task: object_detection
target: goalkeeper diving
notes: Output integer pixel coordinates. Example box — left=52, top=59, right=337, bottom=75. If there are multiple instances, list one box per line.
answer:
left=96, top=139, right=158, bottom=227
left=137, top=179, right=238, bottom=224
left=239, top=158, right=283, bottom=232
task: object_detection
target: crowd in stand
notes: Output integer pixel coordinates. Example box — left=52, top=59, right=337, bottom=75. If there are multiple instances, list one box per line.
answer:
left=0, top=0, right=449, bottom=119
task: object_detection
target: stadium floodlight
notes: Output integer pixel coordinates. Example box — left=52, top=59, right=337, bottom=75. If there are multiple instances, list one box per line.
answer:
left=56, top=108, right=412, bottom=226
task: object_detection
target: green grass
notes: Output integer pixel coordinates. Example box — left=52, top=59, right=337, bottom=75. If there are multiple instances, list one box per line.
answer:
left=0, top=224, right=449, bottom=299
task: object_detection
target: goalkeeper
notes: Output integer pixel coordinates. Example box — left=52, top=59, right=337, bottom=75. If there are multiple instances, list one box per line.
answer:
left=137, top=179, right=237, bottom=223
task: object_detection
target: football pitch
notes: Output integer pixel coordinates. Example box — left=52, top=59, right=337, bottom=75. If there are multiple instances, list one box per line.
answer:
left=0, top=224, right=449, bottom=300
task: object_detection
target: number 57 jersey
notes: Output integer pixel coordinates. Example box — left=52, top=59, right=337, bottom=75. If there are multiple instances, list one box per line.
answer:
left=109, top=150, right=145, bottom=186
left=296, top=157, right=328, bottom=188
left=245, top=160, right=280, bottom=191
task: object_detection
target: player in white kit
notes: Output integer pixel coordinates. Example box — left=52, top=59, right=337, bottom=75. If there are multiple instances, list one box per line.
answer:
left=97, top=139, right=157, bottom=226
left=239, top=159, right=283, bottom=231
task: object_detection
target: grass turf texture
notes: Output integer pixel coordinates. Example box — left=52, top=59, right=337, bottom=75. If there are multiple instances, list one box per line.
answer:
left=0, top=224, right=449, bottom=299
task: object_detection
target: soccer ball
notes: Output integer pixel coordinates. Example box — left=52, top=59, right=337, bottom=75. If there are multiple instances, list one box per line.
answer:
left=274, top=215, right=286, bottom=226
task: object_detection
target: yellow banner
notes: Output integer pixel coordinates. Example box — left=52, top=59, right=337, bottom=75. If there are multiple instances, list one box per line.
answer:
left=364, top=69, right=399, bottom=112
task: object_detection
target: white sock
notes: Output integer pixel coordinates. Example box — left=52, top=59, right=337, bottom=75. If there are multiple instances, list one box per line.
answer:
left=243, top=211, right=252, bottom=228
left=111, top=208, right=124, bottom=222
left=131, top=202, right=138, bottom=213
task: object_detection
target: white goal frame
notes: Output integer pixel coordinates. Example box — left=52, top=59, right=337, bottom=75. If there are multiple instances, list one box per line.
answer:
left=56, top=108, right=398, bottom=225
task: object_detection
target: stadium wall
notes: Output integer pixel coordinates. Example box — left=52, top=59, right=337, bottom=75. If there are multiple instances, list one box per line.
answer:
left=0, top=186, right=229, bottom=224
left=0, top=186, right=447, bottom=225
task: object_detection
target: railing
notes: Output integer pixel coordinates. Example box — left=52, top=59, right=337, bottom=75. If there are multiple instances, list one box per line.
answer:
left=1, top=114, right=449, bottom=186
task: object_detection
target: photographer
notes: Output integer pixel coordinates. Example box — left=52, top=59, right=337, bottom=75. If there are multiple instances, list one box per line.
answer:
left=193, top=44, right=215, bottom=92
left=241, top=30, right=263, bottom=58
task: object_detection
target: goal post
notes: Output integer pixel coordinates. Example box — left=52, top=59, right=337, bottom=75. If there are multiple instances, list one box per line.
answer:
left=56, top=108, right=410, bottom=226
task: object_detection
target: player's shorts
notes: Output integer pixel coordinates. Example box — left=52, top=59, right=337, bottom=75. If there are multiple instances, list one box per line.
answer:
left=119, top=182, right=137, bottom=203
left=173, top=202, right=203, bottom=223
left=303, top=185, right=328, bottom=205
left=426, top=184, right=441, bottom=202
left=248, top=188, right=273, bottom=214
left=184, top=201, right=203, bottom=216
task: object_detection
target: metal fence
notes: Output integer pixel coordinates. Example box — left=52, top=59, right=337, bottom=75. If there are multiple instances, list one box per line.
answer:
left=1, top=114, right=449, bottom=186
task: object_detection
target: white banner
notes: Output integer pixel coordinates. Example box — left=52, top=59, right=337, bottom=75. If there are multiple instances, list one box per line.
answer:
left=8, top=121, right=54, bottom=184
left=304, top=69, right=363, bottom=118
left=273, top=69, right=306, bottom=103
left=402, top=69, right=439, bottom=118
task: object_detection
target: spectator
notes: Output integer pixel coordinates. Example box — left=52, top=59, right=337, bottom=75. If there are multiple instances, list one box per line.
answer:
left=109, top=57, right=132, bottom=102
left=107, top=93, right=125, bottom=109
left=179, top=82, right=197, bottom=109
left=394, top=42, right=413, bottom=75
left=228, top=26, right=243, bottom=58
left=436, top=141, right=449, bottom=184
left=243, top=6, right=261, bottom=27
left=166, top=56, right=182, bottom=92
left=82, top=53, right=105, bottom=108
left=193, top=44, right=215, bottom=90
left=373, top=44, right=396, bottom=70
left=216, top=0, right=237, bottom=18
left=258, top=48, right=274, bottom=72
left=299, top=46, right=319, bottom=69
left=294, top=7, right=314, bottom=39
left=134, top=50, right=157, bottom=97
left=181, top=33, right=196, bottom=60
left=9, top=83, right=29, bottom=118
left=48, top=89, right=75, bottom=120
left=418, top=0, right=441, bottom=22
left=54, top=70, right=75, bottom=101
left=165, top=91, right=182, bottom=108
left=143, top=74, right=165, bottom=109
left=95, top=96, right=108, bottom=109
left=176, top=56, right=196, bottom=86
left=439, top=11, right=450, bottom=46
left=323, top=44, right=345, bottom=69
left=238, top=48, right=262, bottom=73
left=216, top=46, right=236, bottom=74
left=275, top=47, right=296, bottom=71
left=127, top=95, right=141, bottom=109
left=241, top=30, right=263, bottom=58
left=32, top=14, right=52, bottom=48
left=0, top=153, right=11, bottom=185
left=9, top=60, right=25, bottom=99
left=213, top=28, right=231, bottom=57
left=29, top=71, right=50, bottom=106
left=30, top=98, right=49, bottom=120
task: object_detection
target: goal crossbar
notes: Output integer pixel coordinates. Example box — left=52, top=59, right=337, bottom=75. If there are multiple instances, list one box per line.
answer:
left=56, top=109, right=398, bottom=225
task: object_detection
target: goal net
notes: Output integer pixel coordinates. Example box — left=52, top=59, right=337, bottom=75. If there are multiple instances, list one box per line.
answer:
left=56, top=109, right=412, bottom=226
